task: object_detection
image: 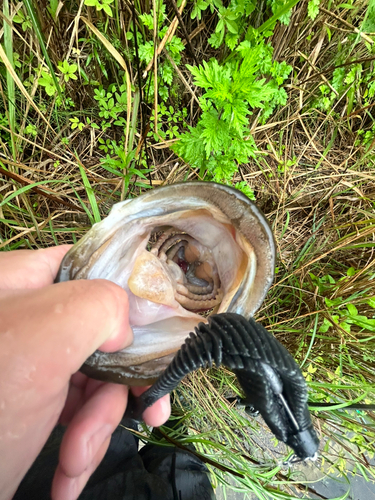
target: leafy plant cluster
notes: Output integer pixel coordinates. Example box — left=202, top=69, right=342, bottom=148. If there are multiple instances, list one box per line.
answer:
left=124, top=0, right=185, bottom=101
left=149, top=103, right=188, bottom=141
left=305, top=4, right=375, bottom=148
left=190, top=0, right=299, bottom=50
left=173, top=39, right=291, bottom=186
left=1, top=0, right=297, bottom=194
left=310, top=268, right=375, bottom=337
left=295, top=266, right=375, bottom=471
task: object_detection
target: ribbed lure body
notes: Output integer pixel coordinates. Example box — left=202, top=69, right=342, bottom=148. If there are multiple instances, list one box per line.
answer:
left=125, top=313, right=319, bottom=461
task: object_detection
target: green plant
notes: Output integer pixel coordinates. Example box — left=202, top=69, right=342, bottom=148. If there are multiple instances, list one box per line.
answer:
left=310, top=268, right=375, bottom=337
left=24, top=124, right=37, bottom=136
left=70, top=116, right=99, bottom=131
left=308, top=0, right=321, bottom=20
left=125, top=0, right=185, bottom=101
left=206, top=0, right=298, bottom=50
left=84, top=0, right=114, bottom=17
left=173, top=43, right=291, bottom=184
left=267, top=0, right=294, bottom=25
left=149, top=103, right=187, bottom=140
left=48, top=0, right=59, bottom=19
left=207, top=0, right=258, bottom=50
left=13, top=9, right=32, bottom=31
left=190, top=0, right=211, bottom=21
left=100, top=143, right=151, bottom=194
left=78, top=33, right=110, bottom=80
left=92, top=81, right=128, bottom=130
left=57, top=60, right=78, bottom=82
left=38, top=71, right=57, bottom=96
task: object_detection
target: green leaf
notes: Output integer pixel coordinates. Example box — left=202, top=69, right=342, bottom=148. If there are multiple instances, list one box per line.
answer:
left=0, top=179, right=58, bottom=207
left=325, top=297, right=343, bottom=308
left=200, top=109, right=231, bottom=156
left=191, top=0, right=208, bottom=20
left=216, top=19, right=224, bottom=33
left=102, top=4, right=113, bottom=16
left=234, top=181, right=255, bottom=200
left=225, top=19, right=238, bottom=34
left=13, top=13, right=25, bottom=23
left=49, top=0, right=59, bottom=18
left=363, top=0, right=375, bottom=32
left=347, top=303, right=358, bottom=316
left=308, top=0, right=321, bottom=20
left=347, top=266, right=356, bottom=276
left=257, top=0, right=301, bottom=34
left=208, top=30, right=225, bottom=48
left=319, top=317, right=331, bottom=333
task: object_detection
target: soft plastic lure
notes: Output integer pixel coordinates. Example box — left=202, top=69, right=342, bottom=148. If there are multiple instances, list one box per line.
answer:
left=125, top=313, right=320, bottom=461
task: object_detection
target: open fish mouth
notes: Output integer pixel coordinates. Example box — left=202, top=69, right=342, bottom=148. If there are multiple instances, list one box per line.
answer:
left=55, top=182, right=276, bottom=385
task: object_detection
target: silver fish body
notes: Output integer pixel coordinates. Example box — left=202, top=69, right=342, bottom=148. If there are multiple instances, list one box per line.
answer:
left=56, top=182, right=276, bottom=385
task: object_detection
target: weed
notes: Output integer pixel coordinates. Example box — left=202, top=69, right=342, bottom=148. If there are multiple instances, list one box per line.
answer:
left=173, top=42, right=291, bottom=185
left=57, top=61, right=78, bottom=82
left=12, top=9, right=32, bottom=31
left=84, top=0, right=114, bottom=17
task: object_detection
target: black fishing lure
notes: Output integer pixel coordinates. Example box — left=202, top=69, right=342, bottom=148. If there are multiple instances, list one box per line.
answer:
left=125, top=313, right=319, bottom=461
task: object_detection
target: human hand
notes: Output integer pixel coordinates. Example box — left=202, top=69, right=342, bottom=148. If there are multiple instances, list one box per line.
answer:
left=0, top=246, right=170, bottom=500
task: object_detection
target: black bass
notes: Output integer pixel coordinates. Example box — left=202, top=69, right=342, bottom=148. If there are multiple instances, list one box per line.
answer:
left=56, top=182, right=275, bottom=385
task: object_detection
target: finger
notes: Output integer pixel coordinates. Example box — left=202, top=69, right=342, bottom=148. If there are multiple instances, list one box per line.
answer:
left=143, top=394, right=171, bottom=427
left=51, top=437, right=111, bottom=500
left=0, top=245, right=72, bottom=290
left=59, top=377, right=88, bottom=426
left=58, top=383, right=128, bottom=478
left=131, top=387, right=171, bottom=427
left=59, top=374, right=103, bottom=426
left=1, top=279, right=133, bottom=381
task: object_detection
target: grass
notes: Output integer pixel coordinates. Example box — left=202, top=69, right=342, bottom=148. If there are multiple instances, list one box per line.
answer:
left=1, top=0, right=375, bottom=498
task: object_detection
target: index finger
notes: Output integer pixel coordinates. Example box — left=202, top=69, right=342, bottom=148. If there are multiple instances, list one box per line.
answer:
left=0, top=245, right=72, bottom=290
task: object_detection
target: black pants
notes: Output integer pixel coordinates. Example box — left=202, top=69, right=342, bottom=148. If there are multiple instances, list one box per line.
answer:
left=14, top=420, right=216, bottom=500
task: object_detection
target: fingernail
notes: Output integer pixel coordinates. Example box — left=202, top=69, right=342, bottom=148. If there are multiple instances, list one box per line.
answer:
left=159, top=395, right=171, bottom=421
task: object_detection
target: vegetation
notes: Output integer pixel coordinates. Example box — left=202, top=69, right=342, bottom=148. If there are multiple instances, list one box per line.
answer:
left=1, top=0, right=375, bottom=498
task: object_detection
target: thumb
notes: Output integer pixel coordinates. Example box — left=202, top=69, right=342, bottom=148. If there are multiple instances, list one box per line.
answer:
left=0, top=279, right=133, bottom=386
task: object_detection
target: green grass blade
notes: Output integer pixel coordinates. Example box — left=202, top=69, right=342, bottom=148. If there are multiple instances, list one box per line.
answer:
left=299, top=313, right=319, bottom=368
left=257, top=0, right=302, bottom=34
left=0, top=179, right=58, bottom=207
left=78, top=165, right=101, bottom=224
left=23, top=0, right=63, bottom=101
left=3, top=0, right=16, bottom=159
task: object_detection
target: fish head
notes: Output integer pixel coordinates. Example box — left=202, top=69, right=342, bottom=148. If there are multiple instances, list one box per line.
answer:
left=56, top=182, right=276, bottom=385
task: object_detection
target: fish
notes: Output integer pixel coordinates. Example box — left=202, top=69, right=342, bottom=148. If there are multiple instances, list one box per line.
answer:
left=55, top=181, right=276, bottom=385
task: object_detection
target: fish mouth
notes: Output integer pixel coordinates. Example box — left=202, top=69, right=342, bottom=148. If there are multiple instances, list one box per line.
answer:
left=56, top=182, right=275, bottom=384
left=142, top=226, right=223, bottom=312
